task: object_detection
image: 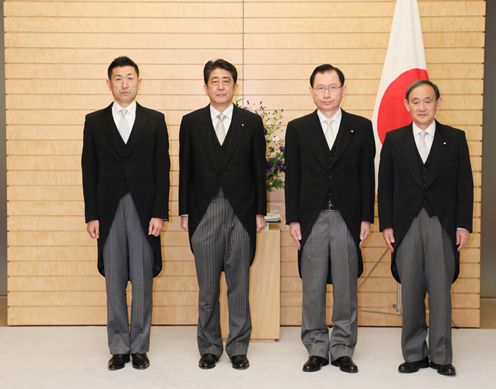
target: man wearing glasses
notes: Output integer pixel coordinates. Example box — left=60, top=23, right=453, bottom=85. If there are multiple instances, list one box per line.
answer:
left=284, top=64, right=375, bottom=374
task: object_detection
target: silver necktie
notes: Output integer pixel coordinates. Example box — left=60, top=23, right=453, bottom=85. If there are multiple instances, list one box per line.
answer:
left=418, top=131, right=429, bottom=163
left=119, top=109, right=131, bottom=144
left=216, top=113, right=226, bottom=145
left=324, top=119, right=335, bottom=149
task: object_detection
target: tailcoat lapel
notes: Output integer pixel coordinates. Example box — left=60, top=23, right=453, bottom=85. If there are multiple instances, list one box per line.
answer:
left=222, top=106, right=245, bottom=167
left=197, top=105, right=222, bottom=171
left=330, top=110, right=355, bottom=169
left=424, top=121, right=450, bottom=188
left=99, top=103, right=126, bottom=159
left=399, top=125, right=424, bottom=189
left=307, top=111, right=330, bottom=171
left=124, top=102, right=149, bottom=156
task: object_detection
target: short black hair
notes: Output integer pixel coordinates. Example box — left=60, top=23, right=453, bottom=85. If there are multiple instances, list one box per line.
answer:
left=203, top=59, right=238, bottom=84
left=107, top=56, right=140, bottom=79
left=309, top=64, right=345, bottom=87
left=405, top=79, right=440, bottom=101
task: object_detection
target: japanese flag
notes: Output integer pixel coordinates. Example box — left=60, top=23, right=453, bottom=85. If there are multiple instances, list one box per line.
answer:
left=372, top=0, right=429, bottom=164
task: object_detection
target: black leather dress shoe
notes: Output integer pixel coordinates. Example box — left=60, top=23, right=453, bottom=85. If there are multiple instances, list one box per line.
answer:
left=430, top=362, right=456, bottom=376
left=108, top=354, right=130, bottom=370
left=199, top=353, right=219, bottom=369
left=230, top=355, right=250, bottom=370
left=331, top=356, right=358, bottom=373
left=302, top=356, right=329, bottom=372
left=398, top=357, right=430, bottom=373
left=131, top=353, right=150, bottom=370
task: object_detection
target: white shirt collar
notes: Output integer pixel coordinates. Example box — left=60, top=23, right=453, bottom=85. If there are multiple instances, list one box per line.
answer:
left=317, top=108, right=342, bottom=126
left=412, top=120, right=436, bottom=137
left=112, top=100, right=137, bottom=116
left=210, top=104, right=234, bottom=120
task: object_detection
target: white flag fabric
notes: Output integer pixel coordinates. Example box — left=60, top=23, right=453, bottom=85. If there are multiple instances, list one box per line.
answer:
left=372, top=0, right=429, bottom=158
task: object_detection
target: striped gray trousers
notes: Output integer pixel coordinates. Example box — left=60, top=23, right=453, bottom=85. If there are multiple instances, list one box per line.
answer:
left=396, top=208, right=455, bottom=365
left=301, top=210, right=358, bottom=361
left=191, top=190, right=251, bottom=358
left=103, top=193, right=154, bottom=355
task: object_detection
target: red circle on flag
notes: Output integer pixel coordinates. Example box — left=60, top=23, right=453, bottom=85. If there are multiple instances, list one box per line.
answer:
left=377, top=68, right=429, bottom=143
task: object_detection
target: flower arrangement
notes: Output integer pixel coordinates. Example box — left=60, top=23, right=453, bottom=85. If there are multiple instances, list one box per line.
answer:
left=245, top=101, right=285, bottom=192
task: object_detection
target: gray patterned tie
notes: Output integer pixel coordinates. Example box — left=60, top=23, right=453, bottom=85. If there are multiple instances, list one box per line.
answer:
left=418, top=131, right=429, bottom=163
left=324, top=119, right=335, bottom=149
left=216, top=113, right=226, bottom=145
left=119, top=109, right=130, bottom=144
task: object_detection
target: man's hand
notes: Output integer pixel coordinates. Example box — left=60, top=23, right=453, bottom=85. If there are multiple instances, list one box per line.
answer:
left=256, top=214, right=265, bottom=232
left=148, top=218, right=164, bottom=237
left=86, top=220, right=100, bottom=239
left=359, top=221, right=371, bottom=247
left=289, top=222, right=302, bottom=250
left=456, top=229, right=470, bottom=252
left=180, top=215, right=189, bottom=232
left=383, top=228, right=395, bottom=253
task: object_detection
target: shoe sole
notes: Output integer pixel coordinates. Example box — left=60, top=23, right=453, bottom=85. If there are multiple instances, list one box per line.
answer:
left=303, top=360, right=329, bottom=372
left=108, top=365, right=126, bottom=371
left=133, top=364, right=150, bottom=370
left=199, top=364, right=216, bottom=369
left=303, top=367, right=321, bottom=372
left=338, top=367, right=358, bottom=373
left=431, top=365, right=456, bottom=376
left=398, top=363, right=429, bottom=373
left=330, top=360, right=357, bottom=373
left=108, top=357, right=130, bottom=371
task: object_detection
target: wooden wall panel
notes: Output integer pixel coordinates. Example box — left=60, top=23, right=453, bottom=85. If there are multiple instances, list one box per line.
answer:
left=5, top=0, right=484, bottom=328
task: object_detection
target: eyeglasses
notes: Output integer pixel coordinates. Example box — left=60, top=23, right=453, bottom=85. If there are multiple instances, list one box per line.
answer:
left=313, top=85, right=342, bottom=94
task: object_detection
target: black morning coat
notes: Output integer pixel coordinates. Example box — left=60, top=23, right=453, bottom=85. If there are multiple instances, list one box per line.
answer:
left=378, top=121, right=474, bottom=283
left=284, top=109, right=376, bottom=284
left=82, top=102, right=170, bottom=277
left=178, top=104, right=267, bottom=263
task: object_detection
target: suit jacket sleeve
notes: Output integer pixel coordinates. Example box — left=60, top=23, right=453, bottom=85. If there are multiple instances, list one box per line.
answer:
left=378, top=132, right=394, bottom=231
left=178, top=115, right=191, bottom=216
left=360, top=121, right=376, bottom=223
left=456, top=131, right=474, bottom=231
left=253, top=115, right=267, bottom=215
left=81, top=115, right=98, bottom=223
left=284, top=121, right=300, bottom=224
left=152, top=112, right=170, bottom=220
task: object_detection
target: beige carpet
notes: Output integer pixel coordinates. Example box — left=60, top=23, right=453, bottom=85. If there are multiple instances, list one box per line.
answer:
left=0, top=326, right=494, bottom=389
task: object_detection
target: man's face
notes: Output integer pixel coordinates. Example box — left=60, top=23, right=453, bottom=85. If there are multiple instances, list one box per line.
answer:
left=204, top=68, right=236, bottom=108
left=404, top=84, right=440, bottom=129
left=107, top=66, right=140, bottom=107
left=310, top=70, right=345, bottom=115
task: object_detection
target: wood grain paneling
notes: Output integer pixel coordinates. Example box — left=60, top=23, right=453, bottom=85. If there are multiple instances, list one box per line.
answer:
left=5, top=0, right=484, bottom=328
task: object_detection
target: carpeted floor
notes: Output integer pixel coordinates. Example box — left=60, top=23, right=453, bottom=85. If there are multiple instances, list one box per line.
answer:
left=0, top=325, right=494, bottom=389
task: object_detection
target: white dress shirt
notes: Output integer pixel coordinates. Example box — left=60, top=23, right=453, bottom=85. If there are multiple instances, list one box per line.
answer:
left=210, top=104, right=234, bottom=137
left=317, top=108, right=342, bottom=150
left=112, top=101, right=137, bottom=142
left=412, top=120, right=436, bottom=161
